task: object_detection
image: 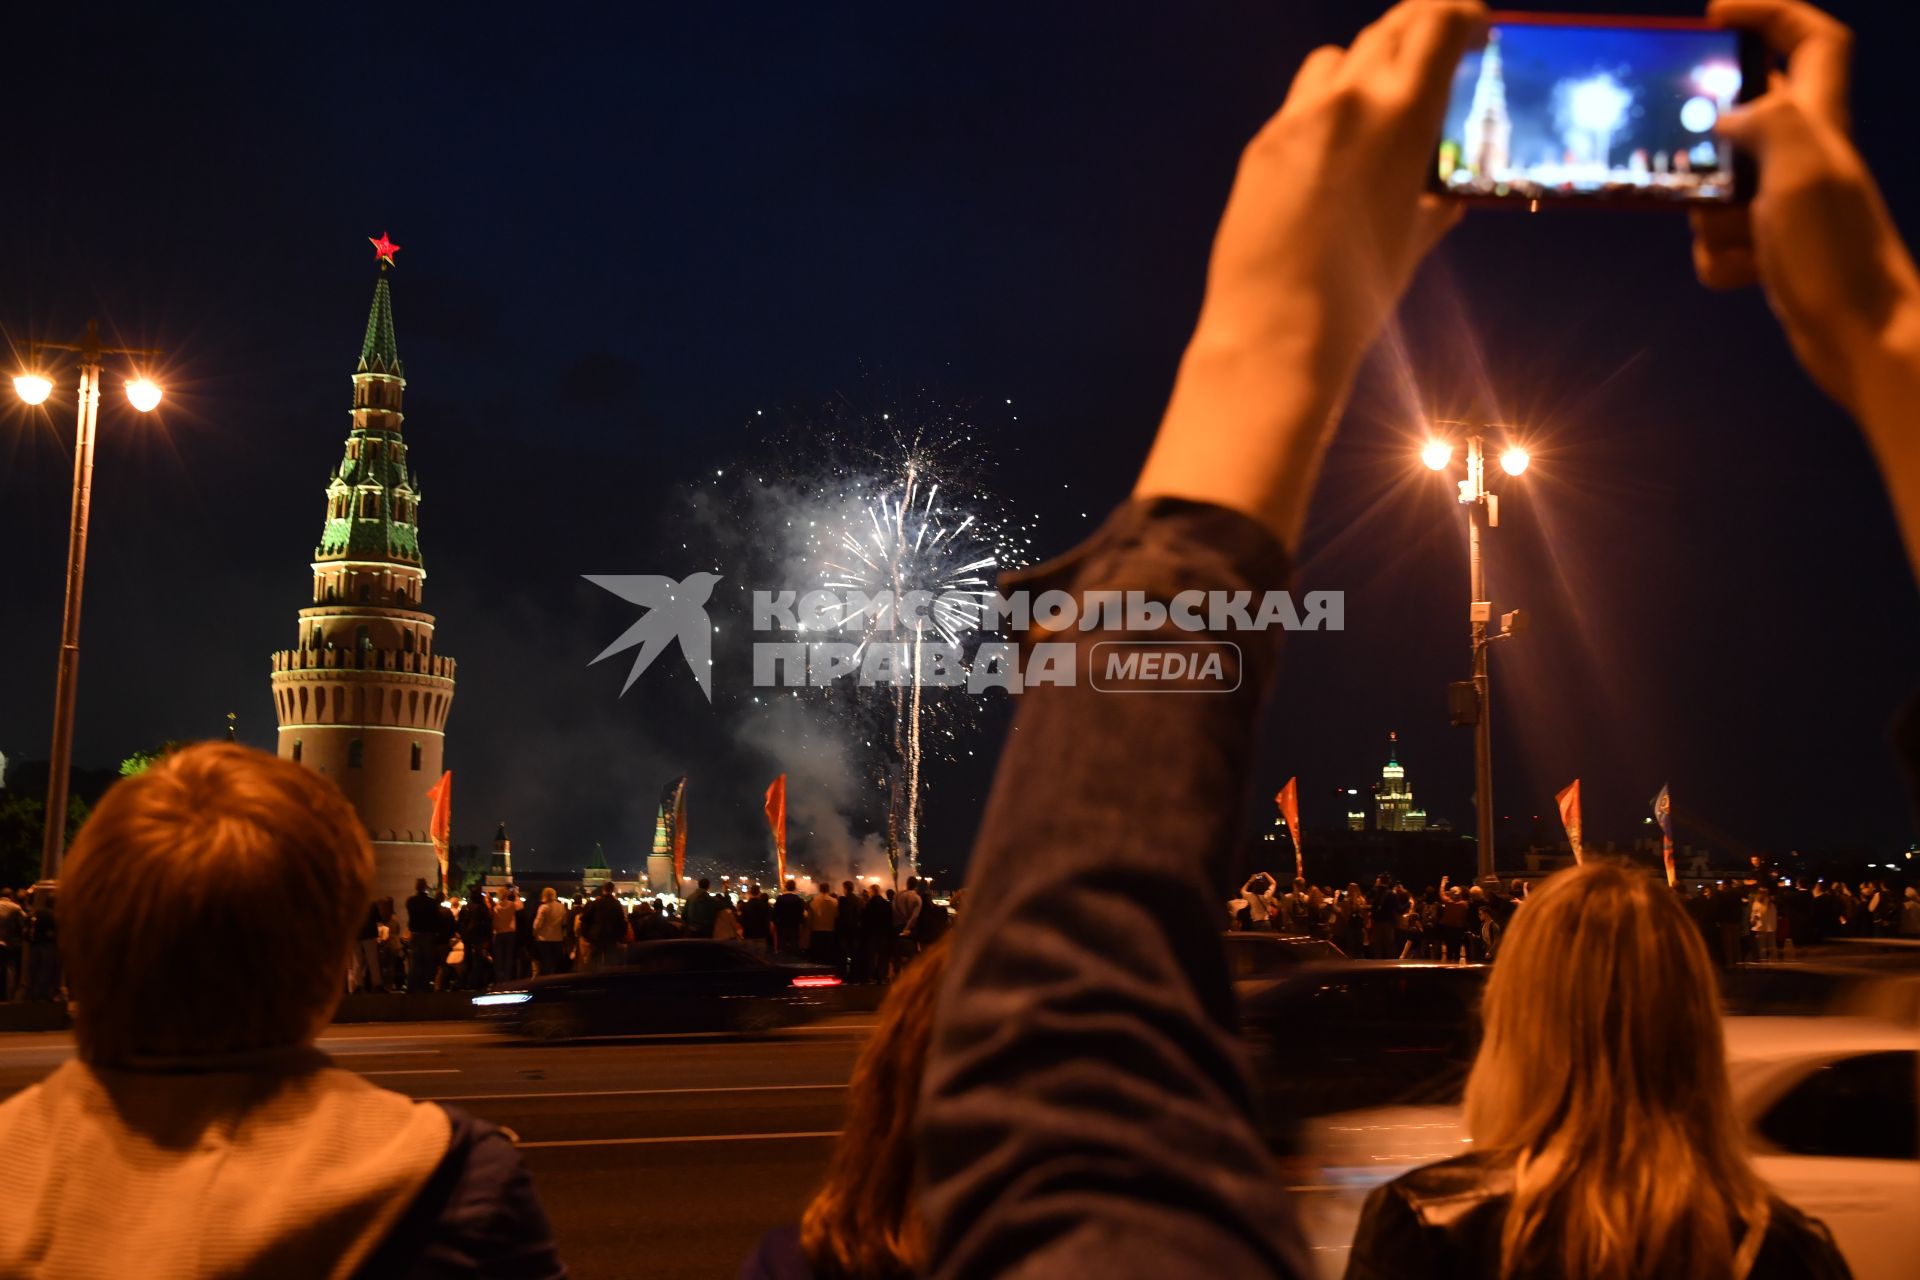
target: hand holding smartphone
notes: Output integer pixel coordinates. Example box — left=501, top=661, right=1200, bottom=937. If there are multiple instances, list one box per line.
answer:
left=1434, top=12, right=1767, bottom=206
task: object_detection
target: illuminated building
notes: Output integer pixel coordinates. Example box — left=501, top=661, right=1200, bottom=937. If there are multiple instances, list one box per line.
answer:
left=1374, top=731, right=1429, bottom=833
left=1463, top=30, right=1512, bottom=179
left=269, top=244, right=457, bottom=903
left=485, top=822, right=514, bottom=891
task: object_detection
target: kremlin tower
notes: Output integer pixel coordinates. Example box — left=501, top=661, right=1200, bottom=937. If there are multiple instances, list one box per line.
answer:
left=269, top=235, right=457, bottom=903
left=1464, top=30, right=1512, bottom=181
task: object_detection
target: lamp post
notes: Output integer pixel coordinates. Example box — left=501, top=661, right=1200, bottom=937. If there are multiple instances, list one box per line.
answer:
left=12, top=319, right=163, bottom=885
left=1422, top=426, right=1528, bottom=881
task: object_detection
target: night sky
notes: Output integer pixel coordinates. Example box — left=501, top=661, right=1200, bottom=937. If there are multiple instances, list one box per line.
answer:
left=1, top=1, right=1913, bottom=883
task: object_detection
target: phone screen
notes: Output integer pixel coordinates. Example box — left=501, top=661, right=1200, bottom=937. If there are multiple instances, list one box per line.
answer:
left=1435, top=18, right=1755, bottom=204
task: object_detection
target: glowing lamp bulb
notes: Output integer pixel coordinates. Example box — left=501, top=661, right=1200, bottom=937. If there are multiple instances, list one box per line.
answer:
left=1420, top=440, right=1454, bottom=471
left=13, top=374, right=52, bottom=405
left=1500, top=446, right=1530, bottom=476
left=125, top=378, right=162, bottom=412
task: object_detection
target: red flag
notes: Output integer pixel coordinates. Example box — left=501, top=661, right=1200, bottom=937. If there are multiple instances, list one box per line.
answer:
left=1555, top=779, right=1584, bottom=864
left=425, top=770, right=453, bottom=892
left=1652, top=784, right=1675, bottom=887
left=764, top=774, right=789, bottom=886
left=1274, top=777, right=1302, bottom=883
left=670, top=777, right=689, bottom=887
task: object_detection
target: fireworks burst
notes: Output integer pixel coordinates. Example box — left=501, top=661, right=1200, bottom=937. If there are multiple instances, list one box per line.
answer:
left=692, top=399, right=1042, bottom=882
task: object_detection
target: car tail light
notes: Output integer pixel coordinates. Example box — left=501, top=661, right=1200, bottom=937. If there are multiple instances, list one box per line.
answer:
left=790, top=974, right=842, bottom=988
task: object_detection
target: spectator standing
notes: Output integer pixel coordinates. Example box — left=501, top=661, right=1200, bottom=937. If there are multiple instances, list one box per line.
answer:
left=713, top=894, right=743, bottom=943
left=684, top=878, right=719, bottom=938
left=403, top=879, right=440, bottom=993
left=578, top=883, right=629, bottom=971
left=860, top=885, right=894, bottom=984
left=0, top=891, right=24, bottom=1001
left=1750, top=886, right=1779, bottom=963
left=891, top=877, right=924, bottom=976
left=806, top=883, right=841, bottom=969
left=772, top=880, right=808, bottom=957
left=491, top=889, right=522, bottom=985
left=353, top=902, right=385, bottom=993
left=531, top=887, right=568, bottom=975
left=457, top=894, right=493, bottom=991
left=838, top=882, right=865, bottom=981
left=740, top=885, right=774, bottom=956
left=24, top=888, right=60, bottom=1002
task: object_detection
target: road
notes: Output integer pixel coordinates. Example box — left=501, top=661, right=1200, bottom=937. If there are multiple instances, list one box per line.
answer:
left=0, top=1014, right=877, bottom=1279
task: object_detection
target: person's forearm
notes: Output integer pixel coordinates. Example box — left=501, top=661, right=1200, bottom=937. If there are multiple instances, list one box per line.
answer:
left=1851, top=298, right=1920, bottom=583
left=1135, top=326, right=1347, bottom=552
left=919, top=499, right=1308, bottom=1278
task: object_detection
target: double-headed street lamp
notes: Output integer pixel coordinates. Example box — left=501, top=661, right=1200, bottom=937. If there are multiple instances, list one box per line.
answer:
left=1422, top=425, right=1529, bottom=881
left=12, top=319, right=164, bottom=886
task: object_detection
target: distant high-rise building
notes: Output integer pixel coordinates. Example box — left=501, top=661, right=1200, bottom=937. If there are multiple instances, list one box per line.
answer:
left=1374, top=732, right=1429, bottom=833
left=1464, top=30, right=1512, bottom=179
left=269, top=246, right=456, bottom=904
left=485, top=822, right=514, bottom=890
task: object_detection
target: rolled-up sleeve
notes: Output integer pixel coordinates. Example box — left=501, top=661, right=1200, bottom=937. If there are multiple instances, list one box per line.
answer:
left=919, top=498, right=1309, bottom=1278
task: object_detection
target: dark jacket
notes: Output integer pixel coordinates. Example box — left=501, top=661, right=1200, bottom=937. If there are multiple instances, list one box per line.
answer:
left=1344, top=1153, right=1852, bottom=1280
left=355, top=1107, right=568, bottom=1278
left=405, top=891, right=441, bottom=937
left=580, top=895, right=626, bottom=949
left=740, top=894, right=773, bottom=940
left=771, top=892, right=807, bottom=946
left=917, top=500, right=1309, bottom=1276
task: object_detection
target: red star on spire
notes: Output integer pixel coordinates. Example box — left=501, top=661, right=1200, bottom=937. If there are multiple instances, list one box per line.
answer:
left=369, top=231, right=401, bottom=267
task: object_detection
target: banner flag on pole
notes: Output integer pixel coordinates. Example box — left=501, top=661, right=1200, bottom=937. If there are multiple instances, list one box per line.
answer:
left=1274, top=777, right=1303, bottom=883
left=1555, top=779, right=1584, bottom=864
left=653, top=776, right=689, bottom=891
left=1652, top=783, right=1675, bottom=887
left=425, top=771, right=453, bottom=893
left=764, top=774, right=788, bottom=887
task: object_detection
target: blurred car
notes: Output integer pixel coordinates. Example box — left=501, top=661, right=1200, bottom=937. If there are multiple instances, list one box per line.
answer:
left=473, top=939, right=843, bottom=1039
left=1236, top=961, right=1488, bottom=1142
left=1220, top=931, right=1346, bottom=982
left=1291, top=1016, right=1920, bottom=1280
left=1722, top=955, right=1920, bottom=1023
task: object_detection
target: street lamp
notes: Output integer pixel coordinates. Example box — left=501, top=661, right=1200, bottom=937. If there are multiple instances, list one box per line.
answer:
left=1421, top=422, right=1529, bottom=880
left=11, top=319, right=163, bottom=886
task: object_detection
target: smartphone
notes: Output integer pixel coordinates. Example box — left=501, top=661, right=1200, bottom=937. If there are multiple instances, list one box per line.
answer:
left=1433, top=12, right=1767, bottom=206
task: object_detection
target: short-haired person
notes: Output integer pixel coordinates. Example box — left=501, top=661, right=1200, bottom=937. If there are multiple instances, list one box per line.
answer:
left=0, top=744, right=565, bottom=1276
left=918, top=0, right=1917, bottom=1274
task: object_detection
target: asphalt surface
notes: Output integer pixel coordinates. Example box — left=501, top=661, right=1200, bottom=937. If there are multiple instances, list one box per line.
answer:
left=0, top=1014, right=878, bottom=1280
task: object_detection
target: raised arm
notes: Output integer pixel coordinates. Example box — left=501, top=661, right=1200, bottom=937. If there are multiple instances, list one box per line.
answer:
left=917, top=5, right=1487, bottom=1275
left=1693, top=0, right=1920, bottom=583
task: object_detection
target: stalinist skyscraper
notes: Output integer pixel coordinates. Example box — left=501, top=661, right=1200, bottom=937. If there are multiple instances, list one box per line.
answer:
left=1464, top=30, right=1512, bottom=180
left=269, top=235, right=457, bottom=903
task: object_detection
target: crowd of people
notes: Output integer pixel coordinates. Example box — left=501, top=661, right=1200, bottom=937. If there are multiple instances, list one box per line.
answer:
left=1231, top=872, right=1525, bottom=961
left=321, top=873, right=958, bottom=998
left=1, top=1, right=1913, bottom=1276
left=1229, top=870, right=1920, bottom=970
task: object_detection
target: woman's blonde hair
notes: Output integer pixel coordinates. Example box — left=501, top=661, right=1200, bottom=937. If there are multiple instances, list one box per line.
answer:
left=800, top=937, right=950, bottom=1278
left=1464, top=860, right=1769, bottom=1279
left=62, top=743, right=373, bottom=1064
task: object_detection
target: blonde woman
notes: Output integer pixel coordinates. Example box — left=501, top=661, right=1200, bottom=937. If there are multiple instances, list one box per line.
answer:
left=1345, top=860, right=1850, bottom=1279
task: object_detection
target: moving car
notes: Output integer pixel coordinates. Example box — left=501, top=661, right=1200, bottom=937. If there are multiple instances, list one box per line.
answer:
left=1220, top=931, right=1346, bottom=982
left=1237, top=961, right=1488, bottom=1142
left=474, top=939, right=843, bottom=1039
left=1291, top=1016, right=1920, bottom=1280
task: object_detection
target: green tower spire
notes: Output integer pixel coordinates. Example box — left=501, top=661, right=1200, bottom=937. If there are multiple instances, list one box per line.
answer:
left=358, top=275, right=402, bottom=375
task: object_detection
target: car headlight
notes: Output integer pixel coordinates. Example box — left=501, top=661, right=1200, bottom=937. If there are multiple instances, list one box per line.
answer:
left=472, top=991, right=533, bottom=1006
